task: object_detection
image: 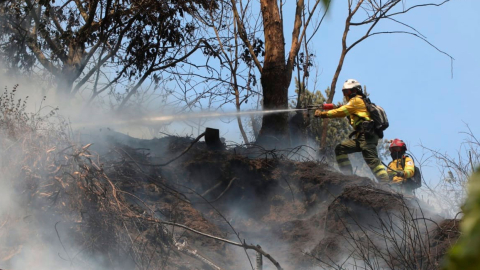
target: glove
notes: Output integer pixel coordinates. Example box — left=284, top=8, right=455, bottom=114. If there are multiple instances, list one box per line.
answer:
left=314, top=110, right=328, bottom=118
left=396, top=171, right=405, bottom=178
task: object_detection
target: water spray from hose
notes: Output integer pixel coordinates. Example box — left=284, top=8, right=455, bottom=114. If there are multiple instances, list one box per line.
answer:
left=73, top=108, right=311, bottom=128
left=141, top=108, right=308, bottom=123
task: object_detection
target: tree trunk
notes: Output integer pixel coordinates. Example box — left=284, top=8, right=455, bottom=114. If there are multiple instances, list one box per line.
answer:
left=56, top=70, right=75, bottom=101
left=256, top=0, right=289, bottom=148
left=57, top=41, right=85, bottom=101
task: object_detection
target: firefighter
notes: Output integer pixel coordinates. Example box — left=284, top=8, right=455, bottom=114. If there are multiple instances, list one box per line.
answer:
left=314, top=79, right=389, bottom=182
left=387, top=139, right=416, bottom=194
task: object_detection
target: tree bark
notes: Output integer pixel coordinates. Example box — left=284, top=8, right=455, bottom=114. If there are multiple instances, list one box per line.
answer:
left=257, top=0, right=289, bottom=148
left=56, top=72, right=75, bottom=100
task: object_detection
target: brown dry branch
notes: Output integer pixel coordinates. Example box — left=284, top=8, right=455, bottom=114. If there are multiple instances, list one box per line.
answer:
left=312, top=186, right=459, bottom=270
left=419, top=124, right=479, bottom=216
left=169, top=179, right=286, bottom=270
left=138, top=217, right=284, bottom=270
left=0, top=87, right=287, bottom=269
left=113, top=173, right=284, bottom=270
left=0, top=87, right=176, bottom=269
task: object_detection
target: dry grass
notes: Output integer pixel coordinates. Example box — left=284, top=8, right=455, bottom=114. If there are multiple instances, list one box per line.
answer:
left=0, top=86, right=175, bottom=269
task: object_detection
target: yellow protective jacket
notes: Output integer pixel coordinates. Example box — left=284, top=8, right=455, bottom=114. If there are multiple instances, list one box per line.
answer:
left=387, top=156, right=415, bottom=183
left=325, top=95, right=371, bottom=130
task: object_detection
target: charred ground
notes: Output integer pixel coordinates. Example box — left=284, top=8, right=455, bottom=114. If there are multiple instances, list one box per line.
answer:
left=0, top=128, right=460, bottom=270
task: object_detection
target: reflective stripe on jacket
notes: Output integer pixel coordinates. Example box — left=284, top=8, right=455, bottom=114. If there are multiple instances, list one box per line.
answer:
left=325, top=95, right=371, bottom=129
left=387, top=156, right=415, bottom=183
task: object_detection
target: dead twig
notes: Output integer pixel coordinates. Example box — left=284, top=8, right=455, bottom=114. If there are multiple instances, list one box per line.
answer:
left=208, top=177, right=237, bottom=203
left=137, top=216, right=284, bottom=270
left=129, top=132, right=206, bottom=167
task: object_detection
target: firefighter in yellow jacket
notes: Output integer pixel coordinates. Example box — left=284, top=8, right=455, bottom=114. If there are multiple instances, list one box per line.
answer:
left=387, top=139, right=416, bottom=194
left=314, top=79, right=389, bottom=182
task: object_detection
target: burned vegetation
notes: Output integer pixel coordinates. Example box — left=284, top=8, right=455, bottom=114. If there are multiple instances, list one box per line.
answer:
left=0, top=89, right=461, bottom=269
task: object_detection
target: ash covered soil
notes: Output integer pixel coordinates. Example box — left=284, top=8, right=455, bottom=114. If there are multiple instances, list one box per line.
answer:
left=85, top=130, right=458, bottom=270
left=1, top=129, right=460, bottom=270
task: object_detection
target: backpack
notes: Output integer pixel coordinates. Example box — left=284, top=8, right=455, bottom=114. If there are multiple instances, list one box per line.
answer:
left=401, top=155, right=422, bottom=189
left=362, top=97, right=389, bottom=138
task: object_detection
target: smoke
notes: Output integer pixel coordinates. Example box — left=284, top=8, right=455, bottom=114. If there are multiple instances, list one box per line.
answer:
left=0, top=73, right=143, bottom=269
left=0, top=132, right=81, bottom=269
left=0, top=71, right=65, bottom=269
left=0, top=65, right=459, bottom=270
left=0, top=65, right=161, bottom=140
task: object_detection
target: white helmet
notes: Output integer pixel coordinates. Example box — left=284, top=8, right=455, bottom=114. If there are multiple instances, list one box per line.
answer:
left=342, top=79, right=362, bottom=90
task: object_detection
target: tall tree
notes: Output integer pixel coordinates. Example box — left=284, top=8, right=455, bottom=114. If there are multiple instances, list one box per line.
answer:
left=227, top=0, right=330, bottom=147
left=0, top=0, right=214, bottom=105
left=178, top=0, right=328, bottom=146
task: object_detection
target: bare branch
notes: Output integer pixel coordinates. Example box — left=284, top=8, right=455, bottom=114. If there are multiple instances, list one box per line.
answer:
left=24, top=0, right=67, bottom=62
left=230, top=0, right=263, bottom=73
left=348, top=31, right=454, bottom=61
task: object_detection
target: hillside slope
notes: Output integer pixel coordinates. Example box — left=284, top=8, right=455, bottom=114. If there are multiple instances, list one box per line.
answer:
left=0, top=129, right=460, bottom=270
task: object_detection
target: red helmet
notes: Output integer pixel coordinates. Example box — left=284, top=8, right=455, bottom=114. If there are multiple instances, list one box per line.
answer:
left=389, top=138, right=407, bottom=152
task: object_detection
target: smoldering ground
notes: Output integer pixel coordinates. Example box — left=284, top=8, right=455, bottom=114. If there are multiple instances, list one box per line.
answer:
left=310, top=185, right=456, bottom=270
left=0, top=110, right=109, bottom=269
left=0, top=79, right=176, bottom=269
left=0, top=71, right=461, bottom=270
left=0, top=110, right=460, bottom=270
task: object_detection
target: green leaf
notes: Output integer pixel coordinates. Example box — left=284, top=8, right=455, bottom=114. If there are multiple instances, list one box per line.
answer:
left=321, top=0, right=331, bottom=7
left=443, top=168, right=480, bottom=270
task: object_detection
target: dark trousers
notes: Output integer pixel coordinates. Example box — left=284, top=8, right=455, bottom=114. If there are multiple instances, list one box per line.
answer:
left=335, top=132, right=389, bottom=182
